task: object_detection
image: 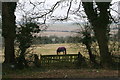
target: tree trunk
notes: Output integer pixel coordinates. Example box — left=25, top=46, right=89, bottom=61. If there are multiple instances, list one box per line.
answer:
left=82, top=1, right=112, bottom=68
left=94, top=26, right=112, bottom=67
left=118, top=29, right=120, bottom=42
left=2, top=2, right=17, bottom=64
left=86, top=44, right=97, bottom=65
left=4, top=37, right=15, bottom=63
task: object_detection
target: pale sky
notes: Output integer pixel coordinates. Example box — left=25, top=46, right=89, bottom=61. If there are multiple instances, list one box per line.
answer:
left=15, top=0, right=120, bottom=23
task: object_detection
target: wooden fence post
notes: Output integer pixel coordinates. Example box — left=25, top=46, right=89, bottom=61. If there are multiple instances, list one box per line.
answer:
left=39, top=54, right=42, bottom=66
left=34, top=54, right=40, bottom=67
left=77, top=52, right=85, bottom=68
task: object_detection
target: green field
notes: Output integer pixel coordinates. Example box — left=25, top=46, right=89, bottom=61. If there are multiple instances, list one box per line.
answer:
left=0, top=43, right=89, bottom=63
left=33, top=43, right=89, bottom=57
left=1, top=42, right=119, bottom=63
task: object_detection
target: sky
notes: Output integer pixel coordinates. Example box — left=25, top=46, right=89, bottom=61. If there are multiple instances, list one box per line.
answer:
left=15, top=0, right=120, bottom=23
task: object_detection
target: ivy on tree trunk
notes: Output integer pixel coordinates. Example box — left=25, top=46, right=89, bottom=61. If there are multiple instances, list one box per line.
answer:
left=82, top=1, right=112, bottom=68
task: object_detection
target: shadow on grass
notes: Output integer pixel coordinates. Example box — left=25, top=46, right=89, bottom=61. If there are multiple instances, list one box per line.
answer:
left=2, top=59, right=119, bottom=78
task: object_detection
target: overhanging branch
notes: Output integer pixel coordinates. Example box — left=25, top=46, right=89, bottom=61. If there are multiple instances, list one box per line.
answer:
left=52, top=0, right=73, bottom=21
left=31, top=0, right=62, bottom=19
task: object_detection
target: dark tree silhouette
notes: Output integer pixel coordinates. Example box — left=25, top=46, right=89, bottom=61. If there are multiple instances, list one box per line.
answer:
left=2, top=2, right=17, bottom=64
left=16, top=22, right=40, bottom=68
left=81, top=26, right=97, bottom=65
left=81, top=1, right=113, bottom=67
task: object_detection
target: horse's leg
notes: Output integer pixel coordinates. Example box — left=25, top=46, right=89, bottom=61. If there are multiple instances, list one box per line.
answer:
left=57, top=51, right=60, bottom=55
left=65, top=49, right=66, bottom=55
left=62, top=51, right=65, bottom=55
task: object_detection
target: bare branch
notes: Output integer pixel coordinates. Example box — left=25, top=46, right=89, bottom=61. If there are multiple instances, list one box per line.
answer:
left=110, top=8, right=120, bottom=15
left=108, top=12, right=119, bottom=24
left=75, top=1, right=82, bottom=12
left=52, top=0, right=73, bottom=21
left=31, top=0, right=62, bottom=19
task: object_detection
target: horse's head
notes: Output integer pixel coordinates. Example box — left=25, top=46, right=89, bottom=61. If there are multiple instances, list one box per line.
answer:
left=57, top=47, right=66, bottom=55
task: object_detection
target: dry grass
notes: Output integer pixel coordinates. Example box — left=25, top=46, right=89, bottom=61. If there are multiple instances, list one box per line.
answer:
left=33, top=43, right=89, bottom=57
left=3, top=68, right=119, bottom=78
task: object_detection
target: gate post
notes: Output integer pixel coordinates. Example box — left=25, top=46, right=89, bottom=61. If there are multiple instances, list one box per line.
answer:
left=77, top=52, right=85, bottom=68
left=34, top=54, right=40, bottom=67
left=39, top=54, right=42, bottom=66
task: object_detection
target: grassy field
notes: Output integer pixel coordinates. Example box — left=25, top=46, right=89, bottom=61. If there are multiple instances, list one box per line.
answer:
left=33, top=43, right=89, bottom=57
left=1, top=42, right=119, bottom=63
left=0, top=43, right=89, bottom=63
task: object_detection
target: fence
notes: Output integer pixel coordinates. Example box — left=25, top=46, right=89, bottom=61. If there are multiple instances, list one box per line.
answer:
left=40, top=54, right=79, bottom=66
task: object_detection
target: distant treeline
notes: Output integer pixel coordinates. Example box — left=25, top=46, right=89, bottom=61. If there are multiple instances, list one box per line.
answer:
left=33, top=36, right=82, bottom=44
left=32, top=33, right=119, bottom=45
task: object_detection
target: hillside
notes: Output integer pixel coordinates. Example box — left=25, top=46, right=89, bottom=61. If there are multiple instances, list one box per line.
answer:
left=38, top=23, right=119, bottom=37
left=39, top=23, right=81, bottom=37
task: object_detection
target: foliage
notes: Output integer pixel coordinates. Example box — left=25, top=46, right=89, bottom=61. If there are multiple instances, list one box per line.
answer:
left=16, top=22, right=40, bottom=48
left=15, top=22, right=40, bottom=68
left=74, top=22, right=99, bottom=66
left=33, top=35, right=83, bottom=45
left=80, top=24, right=95, bottom=45
left=108, top=41, right=120, bottom=55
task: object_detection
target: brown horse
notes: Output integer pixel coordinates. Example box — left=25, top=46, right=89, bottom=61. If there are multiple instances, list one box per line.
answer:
left=56, top=47, right=66, bottom=55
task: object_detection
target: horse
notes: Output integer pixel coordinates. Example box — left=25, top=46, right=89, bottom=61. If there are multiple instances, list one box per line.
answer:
left=56, top=47, right=67, bottom=55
